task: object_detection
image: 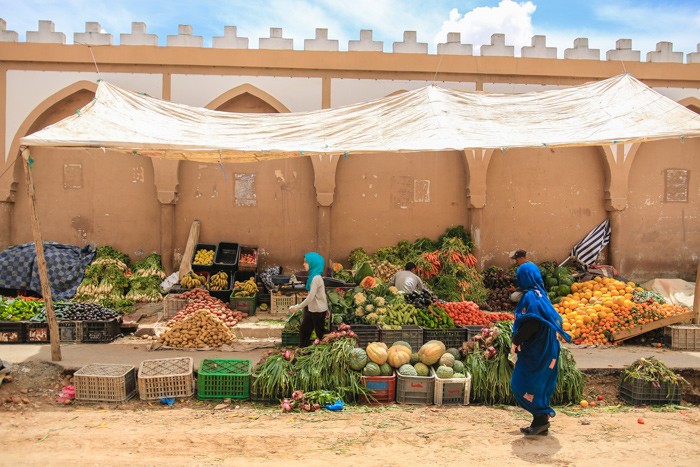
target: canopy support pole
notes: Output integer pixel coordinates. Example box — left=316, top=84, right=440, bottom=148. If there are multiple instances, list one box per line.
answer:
left=694, top=261, right=699, bottom=324
left=21, top=148, right=61, bottom=361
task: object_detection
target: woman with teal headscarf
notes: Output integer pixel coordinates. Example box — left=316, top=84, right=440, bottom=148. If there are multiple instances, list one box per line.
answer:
left=510, top=261, right=571, bottom=436
left=289, top=252, right=328, bottom=346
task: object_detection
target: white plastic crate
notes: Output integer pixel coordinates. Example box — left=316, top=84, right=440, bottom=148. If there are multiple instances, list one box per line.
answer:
left=432, top=368, right=471, bottom=406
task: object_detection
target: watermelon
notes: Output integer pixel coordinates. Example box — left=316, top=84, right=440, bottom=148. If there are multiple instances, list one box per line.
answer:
left=557, top=285, right=571, bottom=296
left=379, top=362, right=392, bottom=376
left=410, top=352, right=420, bottom=365
left=363, top=362, right=381, bottom=376
left=398, top=364, right=418, bottom=376
left=414, top=362, right=430, bottom=376
left=349, top=348, right=368, bottom=371
left=546, top=276, right=558, bottom=288
left=554, top=267, right=570, bottom=280
left=446, top=348, right=460, bottom=360
left=452, top=360, right=464, bottom=374
left=439, top=353, right=455, bottom=367
left=453, top=373, right=466, bottom=378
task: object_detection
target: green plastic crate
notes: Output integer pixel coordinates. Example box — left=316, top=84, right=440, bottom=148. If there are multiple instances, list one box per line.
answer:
left=197, top=359, right=252, bottom=400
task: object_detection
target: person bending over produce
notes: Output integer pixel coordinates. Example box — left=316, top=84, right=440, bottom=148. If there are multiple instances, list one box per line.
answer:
left=510, top=261, right=571, bottom=436
left=509, top=249, right=528, bottom=303
left=289, top=252, right=328, bottom=346
left=390, top=262, right=427, bottom=294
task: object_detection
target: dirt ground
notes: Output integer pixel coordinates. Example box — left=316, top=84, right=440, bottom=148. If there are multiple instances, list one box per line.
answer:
left=1, top=361, right=699, bottom=466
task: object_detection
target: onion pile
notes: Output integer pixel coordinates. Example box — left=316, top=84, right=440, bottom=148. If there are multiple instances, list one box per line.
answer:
left=168, top=288, right=247, bottom=327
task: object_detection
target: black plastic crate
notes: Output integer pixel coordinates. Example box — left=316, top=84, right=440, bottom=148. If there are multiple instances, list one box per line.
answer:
left=208, top=268, right=234, bottom=304
left=59, top=321, right=82, bottom=343
left=423, top=328, right=467, bottom=349
left=214, top=242, right=240, bottom=268
left=192, top=243, right=217, bottom=269
left=238, top=245, right=258, bottom=271
left=0, top=321, right=26, bottom=343
left=618, top=378, right=682, bottom=405
left=348, top=324, right=381, bottom=348
left=380, top=325, right=423, bottom=351
left=82, top=319, right=121, bottom=343
left=463, top=325, right=483, bottom=341
left=25, top=322, right=50, bottom=343
left=281, top=331, right=300, bottom=348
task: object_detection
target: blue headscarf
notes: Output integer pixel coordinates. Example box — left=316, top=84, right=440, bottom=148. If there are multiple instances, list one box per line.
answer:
left=304, top=252, right=325, bottom=291
left=513, top=262, right=570, bottom=342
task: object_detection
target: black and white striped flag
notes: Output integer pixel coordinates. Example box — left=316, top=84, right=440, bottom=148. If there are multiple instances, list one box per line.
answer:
left=570, top=219, right=611, bottom=265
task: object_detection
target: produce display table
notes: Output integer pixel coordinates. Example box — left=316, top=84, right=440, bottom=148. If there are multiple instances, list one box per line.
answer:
left=611, top=311, right=696, bottom=342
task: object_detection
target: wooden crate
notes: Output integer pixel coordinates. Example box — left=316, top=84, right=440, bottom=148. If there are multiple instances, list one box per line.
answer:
left=612, top=311, right=695, bottom=343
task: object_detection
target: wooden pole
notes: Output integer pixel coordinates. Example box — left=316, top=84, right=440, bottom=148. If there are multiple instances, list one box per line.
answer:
left=21, top=149, right=61, bottom=361
left=694, top=261, right=700, bottom=324
left=178, top=220, right=200, bottom=279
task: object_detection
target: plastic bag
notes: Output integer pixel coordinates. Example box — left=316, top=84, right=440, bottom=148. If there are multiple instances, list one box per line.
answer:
left=324, top=399, right=344, bottom=411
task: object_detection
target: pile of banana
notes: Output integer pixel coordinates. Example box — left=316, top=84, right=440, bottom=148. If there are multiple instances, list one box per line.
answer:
left=232, top=278, right=258, bottom=297
left=208, top=271, right=230, bottom=291
left=193, top=249, right=215, bottom=265
left=180, top=271, right=207, bottom=289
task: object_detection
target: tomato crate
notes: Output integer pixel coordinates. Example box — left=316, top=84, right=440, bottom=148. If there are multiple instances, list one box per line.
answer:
left=59, top=321, right=82, bottom=343
left=74, top=364, right=137, bottom=402
left=618, top=378, right=682, bottom=405
left=349, top=324, right=381, bottom=349
left=432, top=368, right=471, bottom=406
left=271, top=293, right=297, bottom=314
left=396, top=371, right=435, bottom=405
left=664, top=324, right=700, bottom=350
left=82, top=319, right=121, bottom=343
left=197, top=359, right=252, bottom=400
left=361, top=371, right=396, bottom=404
left=0, top=321, right=25, bottom=344
left=380, top=325, right=423, bottom=350
left=423, top=328, right=467, bottom=349
left=238, top=245, right=258, bottom=271
left=281, top=331, right=300, bottom=348
left=162, top=293, right=187, bottom=320
left=25, top=322, right=49, bottom=343
left=138, top=357, right=195, bottom=400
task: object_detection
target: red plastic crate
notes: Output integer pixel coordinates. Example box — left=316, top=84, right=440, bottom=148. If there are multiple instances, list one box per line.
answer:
left=361, top=371, right=396, bottom=404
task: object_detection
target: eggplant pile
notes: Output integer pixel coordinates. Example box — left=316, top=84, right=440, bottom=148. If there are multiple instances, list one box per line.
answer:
left=404, top=289, right=439, bottom=309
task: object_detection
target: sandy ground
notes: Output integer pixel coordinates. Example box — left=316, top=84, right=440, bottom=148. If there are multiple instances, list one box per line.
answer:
left=1, top=362, right=699, bottom=466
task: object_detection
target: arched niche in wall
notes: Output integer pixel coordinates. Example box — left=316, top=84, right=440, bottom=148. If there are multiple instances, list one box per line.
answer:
left=4, top=80, right=97, bottom=196
left=206, top=84, right=290, bottom=113
left=678, top=97, right=700, bottom=115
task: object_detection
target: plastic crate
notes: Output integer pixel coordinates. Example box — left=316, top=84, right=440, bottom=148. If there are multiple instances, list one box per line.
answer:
left=208, top=269, right=234, bottom=304
left=271, top=293, right=297, bottom=314
left=281, top=331, right=300, bottom=348
left=138, top=357, right=195, bottom=400
left=74, top=363, right=137, bottom=402
left=349, top=324, right=381, bottom=349
left=464, top=325, right=483, bottom=341
left=432, top=368, right=471, bottom=406
left=0, top=321, right=25, bottom=343
left=59, top=321, right=82, bottom=343
left=665, top=324, right=700, bottom=350
left=396, top=370, right=435, bottom=405
left=25, top=322, right=49, bottom=343
left=163, top=294, right=187, bottom=320
left=250, top=373, right=286, bottom=403
left=238, top=245, right=258, bottom=271
left=192, top=243, right=217, bottom=267
left=618, top=377, right=682, bottom=405
left=361, top=371, right=396, bottom=404
left=82, top=319, right=121, bottom=343
left=423, top=328, right=467, bottom=349
left=197, top=359, right=252, bottom=400
left=230, top=294, right=257, bottom=315
left=214, top=242, right=240, bottom=268
left=380, top=325, right=423, bottom=350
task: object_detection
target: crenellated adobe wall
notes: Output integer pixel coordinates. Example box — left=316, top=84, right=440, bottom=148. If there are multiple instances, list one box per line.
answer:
left=0, top=18, right=699, bottom=282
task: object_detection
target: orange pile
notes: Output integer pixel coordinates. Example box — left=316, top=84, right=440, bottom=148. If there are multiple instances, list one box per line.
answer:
left=553, top=276, right=689, bottom=345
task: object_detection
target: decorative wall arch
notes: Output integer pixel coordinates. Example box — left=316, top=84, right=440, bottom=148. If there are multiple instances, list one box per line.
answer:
left=2, top=80, right=98, bottom=200
left=678, top=97, right=700, bottom=114
left=206, top=84, right=290, bottom=113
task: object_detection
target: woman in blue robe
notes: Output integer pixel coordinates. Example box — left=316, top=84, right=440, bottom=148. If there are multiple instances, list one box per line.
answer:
left=510, top=261, right=571, bottom=436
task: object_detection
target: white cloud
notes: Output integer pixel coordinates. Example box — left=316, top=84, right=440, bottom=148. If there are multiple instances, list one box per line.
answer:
left=434, top=0, right=536, bottom=52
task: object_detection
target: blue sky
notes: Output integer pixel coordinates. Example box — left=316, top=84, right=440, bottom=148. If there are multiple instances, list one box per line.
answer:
left=1, top=0, right=698, bottom=57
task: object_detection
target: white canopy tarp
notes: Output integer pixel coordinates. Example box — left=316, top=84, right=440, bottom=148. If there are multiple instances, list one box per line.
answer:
left=20, top=73, right=700, bottom=163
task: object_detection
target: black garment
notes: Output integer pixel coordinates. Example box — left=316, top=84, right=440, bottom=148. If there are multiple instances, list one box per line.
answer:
left=300, top=309, right=327, bottom=347
left=511, top=319, right=544, bottom=347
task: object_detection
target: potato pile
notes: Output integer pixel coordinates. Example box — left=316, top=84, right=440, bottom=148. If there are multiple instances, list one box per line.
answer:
left=168, top=288, right=247, bottom=327
left=158, top=309, right=235, bottom=348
